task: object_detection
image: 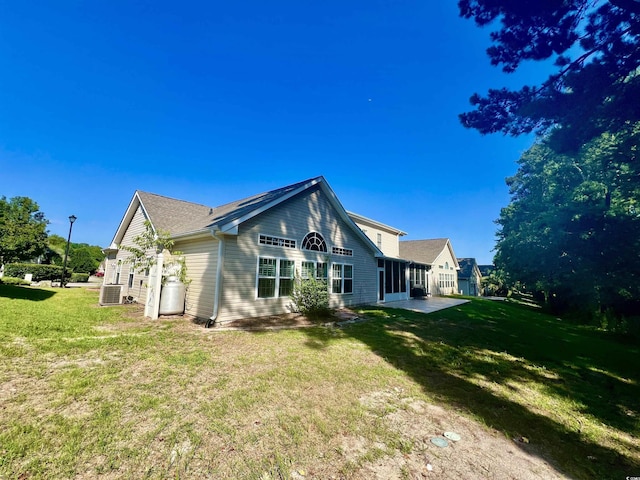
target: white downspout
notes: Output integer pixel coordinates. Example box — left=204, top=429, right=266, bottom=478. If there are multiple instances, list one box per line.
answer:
left=206, top=229, right=225, bottom=328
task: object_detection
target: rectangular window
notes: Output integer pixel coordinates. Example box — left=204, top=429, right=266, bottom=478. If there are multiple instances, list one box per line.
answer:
left=344, top=264, right=353, bottom=293
left=332, top=246, right=353, bottom=256
left=316, top=262, right=328, bottom=280
left=279, top=260, right=295, bottom=297
left=376, top=233, right=382, bottom=249
left=259, top=234, right=296, bottom=249
left=332, top=264, right=341, bottom=293
left=301, top=261, right=328, bottom=282
left=332, top=263, right=353, bottom=294
left=128, top=273, right=134, bottom=288
left=257, top=258, right=277, bottom=298
left=301, top=261, right=315, bottom=279
left=257, top=257, right=297, bottom=298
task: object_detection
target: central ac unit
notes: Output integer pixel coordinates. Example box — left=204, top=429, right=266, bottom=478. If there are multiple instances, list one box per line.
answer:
left=100, top=284, right=123, bottom=306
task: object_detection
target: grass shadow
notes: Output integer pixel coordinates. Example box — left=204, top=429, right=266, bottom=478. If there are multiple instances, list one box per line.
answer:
left=0, top=284, right=57, bottom=301
left=300, top=299, right=640, bottom=480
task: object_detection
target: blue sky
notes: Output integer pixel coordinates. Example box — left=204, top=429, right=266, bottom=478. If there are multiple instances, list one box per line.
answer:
left=1, top=1, right=547, bottom=264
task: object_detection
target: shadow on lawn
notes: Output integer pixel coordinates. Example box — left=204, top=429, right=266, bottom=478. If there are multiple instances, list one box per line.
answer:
left=299, top=299, right=640, bottom=480
left=0, top=284, right=57, bottom=301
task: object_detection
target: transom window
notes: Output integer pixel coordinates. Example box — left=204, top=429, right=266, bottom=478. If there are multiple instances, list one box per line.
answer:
left=302, top=232, right=327, bottom=252
left=332, top=246, right=353, bottom=256
left=259, top=234, right=296, bottom=249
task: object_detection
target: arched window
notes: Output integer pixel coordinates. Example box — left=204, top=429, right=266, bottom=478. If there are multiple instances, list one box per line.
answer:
left=301, top=232, right=327, bottom=252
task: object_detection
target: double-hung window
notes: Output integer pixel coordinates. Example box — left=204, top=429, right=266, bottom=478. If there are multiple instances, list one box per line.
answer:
left=257, top=258, right=295, bottom=298
left=301, top=261, right=328, bottom=282
left=278, top=260, right=295, bottom=297
left=257, top=258, right=277, bottom=298
left=332, top=263, right=353, bottom=294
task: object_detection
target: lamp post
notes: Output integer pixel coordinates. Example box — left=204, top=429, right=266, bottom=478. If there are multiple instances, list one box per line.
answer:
left=60, top=215, right=77, bottom=287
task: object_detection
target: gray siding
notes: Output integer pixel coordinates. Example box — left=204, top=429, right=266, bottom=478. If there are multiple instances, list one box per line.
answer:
left=216, top=185, right=378, bottom=323
left=109, top=206, right=151, bottom=304
left=111, top=186, right=378, bottom=323
left=174, top=236, right=218, bottom=320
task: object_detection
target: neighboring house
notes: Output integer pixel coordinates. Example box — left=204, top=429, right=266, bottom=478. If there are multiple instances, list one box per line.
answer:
left=478, top=265, right=494, bottom=277
left=105, top=176, right=390, bottom=324
left=348, top=211, right=410, bottom=303
left=457, top=257, right=482, bottom=296
left=398, top=239, right=460, bottom=296
left=348, top=211, right=406, bottom=258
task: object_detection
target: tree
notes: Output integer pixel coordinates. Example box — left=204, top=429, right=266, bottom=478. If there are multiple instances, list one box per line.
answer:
left=494, top=124, right=640, bottom=319
left=70, top=243, right=104, bottom=266
left=458, top=0, right=640, bottom=151
left=45, top=236, right=104, bottom=267
left=120, top=220, right=189, bottom=285
left=68, top=247, right=100, bottom=274
left=0, top=196, right=49, bottom=264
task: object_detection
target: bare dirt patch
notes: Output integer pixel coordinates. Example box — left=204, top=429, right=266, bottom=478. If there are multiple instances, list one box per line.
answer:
left=355, top=388, right=567, bottom=479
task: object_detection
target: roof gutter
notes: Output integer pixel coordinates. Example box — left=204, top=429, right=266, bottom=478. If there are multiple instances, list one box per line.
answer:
left=205, top=228, right=225, bottom=328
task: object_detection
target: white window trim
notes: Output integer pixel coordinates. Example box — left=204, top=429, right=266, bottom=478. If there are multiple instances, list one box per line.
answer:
left=255, top=256, right=295, bottom=300
left=258, top=233, right=297, bottom=249
left=301, top=260, right=328, bottom=281
left=331, top=263, right=353, bottom=295
left=331, top=246, right=353, bottom=256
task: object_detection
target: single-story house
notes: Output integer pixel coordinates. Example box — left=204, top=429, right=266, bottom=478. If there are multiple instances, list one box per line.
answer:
left=398, top=239, right=460, bottom=296
left=104, top=176, right=416, bottom=325
left=457, top=257, right=482, bottom=296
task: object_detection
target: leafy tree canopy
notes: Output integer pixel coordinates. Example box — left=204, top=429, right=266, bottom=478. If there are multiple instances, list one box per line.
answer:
left=0, top=196, right=49, bottom=264
left=68, top=247, right=100, bottom=274
left=494, top=123, right=640, bottom=316
left=458, top=0, right=640, bottom=151
left=45, top=235, right=104, bottom=267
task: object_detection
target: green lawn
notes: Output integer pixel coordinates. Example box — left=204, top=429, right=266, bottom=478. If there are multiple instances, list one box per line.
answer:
left=0, top=285, right=638, bottom=479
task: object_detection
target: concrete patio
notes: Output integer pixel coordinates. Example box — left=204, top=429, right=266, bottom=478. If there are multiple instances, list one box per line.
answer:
left=381, top=297, right=470, bottom=314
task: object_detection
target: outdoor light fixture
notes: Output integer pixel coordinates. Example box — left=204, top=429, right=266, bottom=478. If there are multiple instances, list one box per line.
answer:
left=60, top=215, right=77, bottom=287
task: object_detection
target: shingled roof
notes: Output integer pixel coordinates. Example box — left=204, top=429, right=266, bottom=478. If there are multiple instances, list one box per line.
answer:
left=135, top=191, right=215, bottom=235
left=457, top=258, right=478, bottom=279
left=135, top=177, right=315, bottom=236
left=399, top=238, right=459, bottom=268
left=109, top=176, right=382, bottom=255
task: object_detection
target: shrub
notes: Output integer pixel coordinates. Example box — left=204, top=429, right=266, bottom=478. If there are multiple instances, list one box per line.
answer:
left=3, top=263, right=64, bottom=281
left=289, top=276, right=330, bottom=318
left=0, top=276, right=31, bottom=285
left=70, top=273, right=90, bottom=283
